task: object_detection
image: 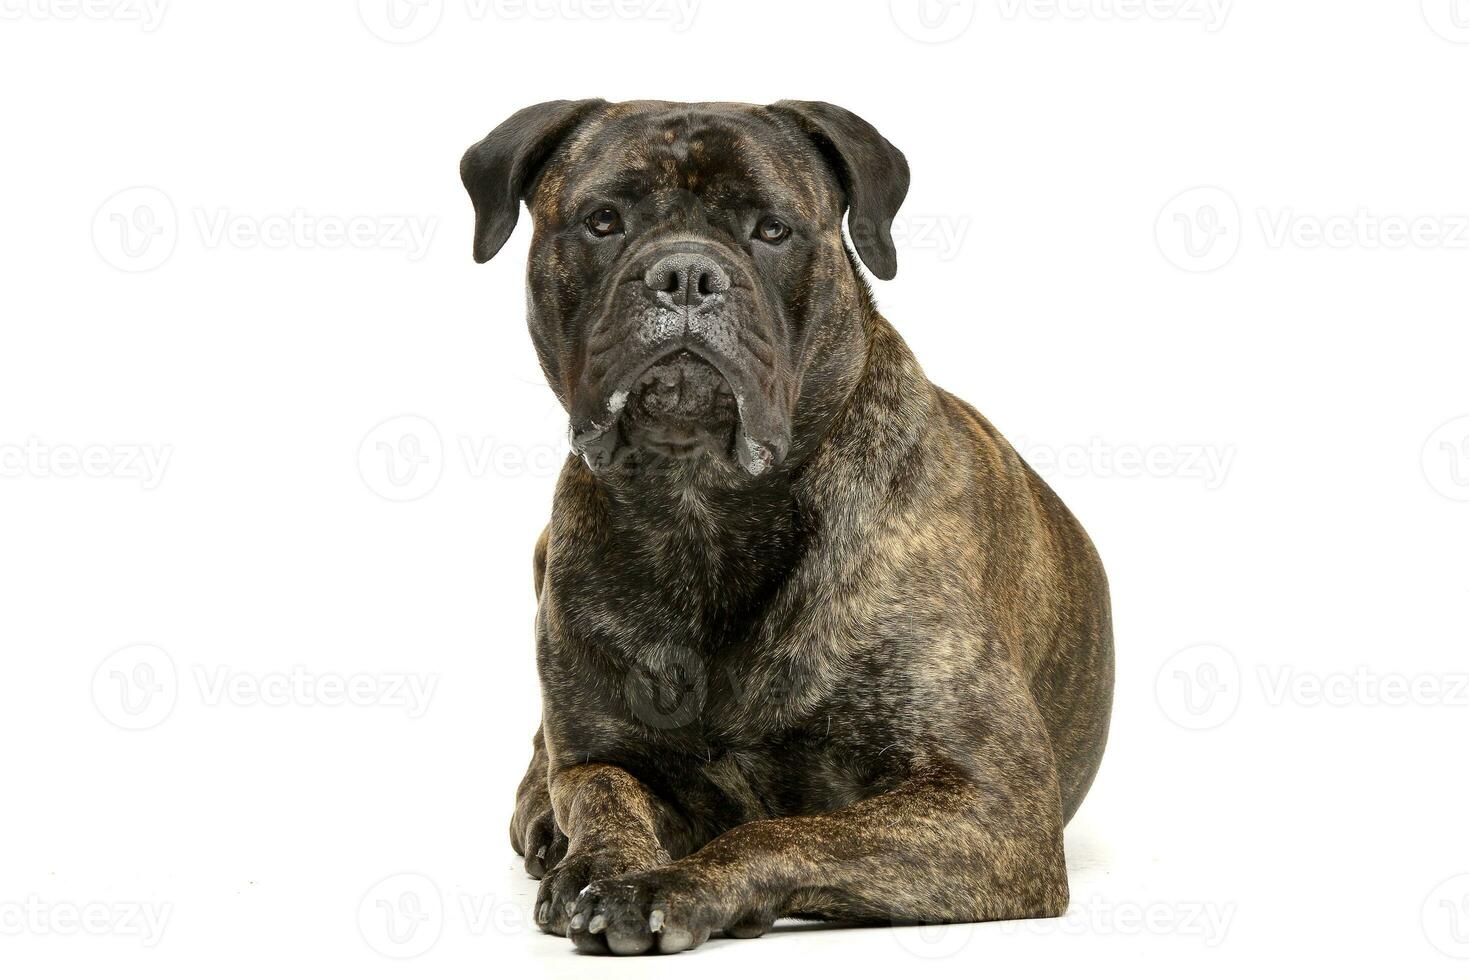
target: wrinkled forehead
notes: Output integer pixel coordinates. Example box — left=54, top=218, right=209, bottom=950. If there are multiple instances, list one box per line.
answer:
left=534, top=102, right=839, bottom=225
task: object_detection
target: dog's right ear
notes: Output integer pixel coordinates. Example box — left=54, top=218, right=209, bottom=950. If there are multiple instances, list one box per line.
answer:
left=460, top=99, right=607, bottom=264
left=768, top=101, right=909, bottom=281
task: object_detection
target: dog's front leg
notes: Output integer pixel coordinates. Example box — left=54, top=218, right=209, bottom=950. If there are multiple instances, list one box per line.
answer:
left=565, top=757, right=1068, bottom=955
left=509, top=727, right=567, bottom=879
left=533, top=763, right=676, bottom=938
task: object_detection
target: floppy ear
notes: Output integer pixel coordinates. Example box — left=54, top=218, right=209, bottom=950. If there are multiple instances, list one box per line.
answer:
left=769, top=100, right=910, bottom=280
left=460, top=99, right=607, bottom=264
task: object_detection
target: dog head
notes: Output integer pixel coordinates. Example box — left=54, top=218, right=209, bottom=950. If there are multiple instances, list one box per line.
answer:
left=462, top=100, right=908, bottom=480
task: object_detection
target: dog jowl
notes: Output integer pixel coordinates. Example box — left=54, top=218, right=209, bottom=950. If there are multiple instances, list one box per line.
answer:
left=463, top=100, right=1114, bottom=955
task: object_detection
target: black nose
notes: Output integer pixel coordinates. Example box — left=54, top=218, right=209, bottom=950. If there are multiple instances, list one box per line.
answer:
left=643, top=252, right=731, bottom=309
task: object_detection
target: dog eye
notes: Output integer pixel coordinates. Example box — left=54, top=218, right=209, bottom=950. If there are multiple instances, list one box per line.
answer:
left=585, top=207, right=622, bottom=237
left=755, top=216, right=791, bottom=244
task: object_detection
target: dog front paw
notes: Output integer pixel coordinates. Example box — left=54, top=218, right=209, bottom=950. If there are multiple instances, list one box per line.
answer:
left=512, top=809, right=567, bottom=880
left=534, top=848, right=664, bottom=937
left=566, top=867, right=761, bottom=955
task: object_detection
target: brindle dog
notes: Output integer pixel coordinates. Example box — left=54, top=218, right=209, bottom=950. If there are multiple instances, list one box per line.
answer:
left=461, top=99, right=1113, bottom=955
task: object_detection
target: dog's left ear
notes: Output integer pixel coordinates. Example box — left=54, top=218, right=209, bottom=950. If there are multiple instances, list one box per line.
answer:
left=768, top=100, right=910, bottom=280
left=461, top=99, right=607, bottom=263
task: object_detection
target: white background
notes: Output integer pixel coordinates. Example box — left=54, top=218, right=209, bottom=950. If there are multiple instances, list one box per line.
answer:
left=2, top=0, right=1467, bottom=976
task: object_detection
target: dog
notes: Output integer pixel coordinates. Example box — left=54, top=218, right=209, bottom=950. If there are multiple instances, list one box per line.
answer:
left=461, top=99, right=1114, bottom=955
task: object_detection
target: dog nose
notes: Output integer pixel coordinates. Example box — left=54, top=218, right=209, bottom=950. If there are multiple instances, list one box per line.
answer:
left=643, top=252, right=731, bottom=309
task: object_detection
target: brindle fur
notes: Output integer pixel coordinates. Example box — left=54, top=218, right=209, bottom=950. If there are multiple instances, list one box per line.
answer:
left=464, top=99, right=1113, bottom=955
